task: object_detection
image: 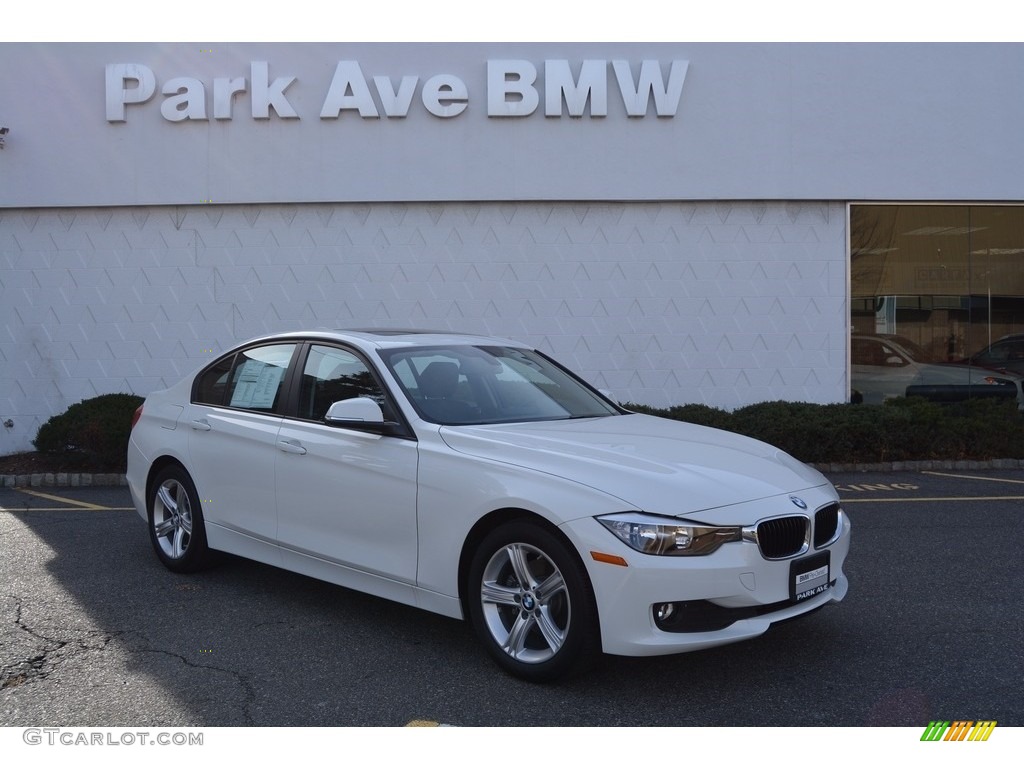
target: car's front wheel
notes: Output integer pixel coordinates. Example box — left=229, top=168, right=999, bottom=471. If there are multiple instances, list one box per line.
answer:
left=467, top=520, right=600, bottom=682
left=148, top=465, right=212, bottom=573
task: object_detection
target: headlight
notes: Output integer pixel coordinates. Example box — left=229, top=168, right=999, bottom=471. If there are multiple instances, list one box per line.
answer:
left=597, top=512, right=741, bottom=556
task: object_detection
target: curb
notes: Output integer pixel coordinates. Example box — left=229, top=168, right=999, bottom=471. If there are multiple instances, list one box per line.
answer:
left=1, top=473, right=128, bottom=488
left=3, top=459, right=1024, bottom=488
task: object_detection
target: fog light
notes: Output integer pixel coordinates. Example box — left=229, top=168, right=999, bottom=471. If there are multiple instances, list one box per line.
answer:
left=654, top=602, right=676, bottom=622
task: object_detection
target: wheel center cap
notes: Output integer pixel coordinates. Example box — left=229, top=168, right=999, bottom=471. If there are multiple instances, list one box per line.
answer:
left=521, top=593, right=536, bottom=611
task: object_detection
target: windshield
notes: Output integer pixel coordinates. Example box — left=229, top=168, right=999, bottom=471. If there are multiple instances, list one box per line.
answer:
left=379, top=345, right=622, bottom=425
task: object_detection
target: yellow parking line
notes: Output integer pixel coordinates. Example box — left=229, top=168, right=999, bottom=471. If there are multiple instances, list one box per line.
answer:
left=1, top=506, right=137, bottom=512
left=842, top=495, right=1024, bottom=503
left=921, top=471, right=1024, bottom=485
left=13, top=488, right=112, bottom=510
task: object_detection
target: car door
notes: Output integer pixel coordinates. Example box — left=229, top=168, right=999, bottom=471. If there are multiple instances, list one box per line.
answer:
left=274, top=343, right=419, bottom=585
left=187, top=342, right=298, bottom=550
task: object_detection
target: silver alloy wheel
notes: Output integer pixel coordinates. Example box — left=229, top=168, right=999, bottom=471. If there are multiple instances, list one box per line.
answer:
left=152, top=478, right=193, bottom=560
left=479, top=542, right=571, bottom=664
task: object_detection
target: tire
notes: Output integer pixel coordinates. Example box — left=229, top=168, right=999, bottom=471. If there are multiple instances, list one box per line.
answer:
left=147, top=465, right=212, bottom=573
left=467, top=520, right=601, bottom=682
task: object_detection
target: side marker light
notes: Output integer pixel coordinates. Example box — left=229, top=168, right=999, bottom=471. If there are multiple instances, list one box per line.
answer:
left=591, top=551, right=629, bottom=567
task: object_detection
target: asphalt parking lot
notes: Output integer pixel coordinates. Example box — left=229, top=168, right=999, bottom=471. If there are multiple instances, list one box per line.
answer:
left=1, top=469, right=1022, bottom=727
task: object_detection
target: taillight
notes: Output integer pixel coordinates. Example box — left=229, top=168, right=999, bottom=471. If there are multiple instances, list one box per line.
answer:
left=131, top=404, right=143, bottom=430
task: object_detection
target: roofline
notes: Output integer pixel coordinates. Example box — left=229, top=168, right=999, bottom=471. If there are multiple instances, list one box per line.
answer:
left=228, top=328, right=531, bottom=349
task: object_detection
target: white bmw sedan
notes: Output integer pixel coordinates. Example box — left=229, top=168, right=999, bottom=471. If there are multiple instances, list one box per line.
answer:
left=127, top=329, right=850, bottom=681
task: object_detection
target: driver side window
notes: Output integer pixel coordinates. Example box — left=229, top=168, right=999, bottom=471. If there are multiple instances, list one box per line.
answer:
left=298, top=345, right=387, bottom=421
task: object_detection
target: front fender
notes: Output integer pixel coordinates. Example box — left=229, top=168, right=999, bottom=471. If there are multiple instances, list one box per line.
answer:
left=413, top=433, right=632, bottom=600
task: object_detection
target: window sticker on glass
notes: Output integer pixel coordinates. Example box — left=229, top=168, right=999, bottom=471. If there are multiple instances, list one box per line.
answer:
left=230, top=359, right=286, bottom=409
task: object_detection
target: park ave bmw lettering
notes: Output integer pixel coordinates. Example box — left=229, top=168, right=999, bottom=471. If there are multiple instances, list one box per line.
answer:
left=105, top=59, right=688, bottom=122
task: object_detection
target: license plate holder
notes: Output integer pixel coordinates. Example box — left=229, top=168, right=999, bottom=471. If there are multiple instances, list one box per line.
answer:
left=790, top=550, right=831, bottom=602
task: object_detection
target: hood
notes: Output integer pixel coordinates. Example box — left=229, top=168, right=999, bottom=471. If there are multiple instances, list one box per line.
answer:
left=438, top=413, right=831, bottom=519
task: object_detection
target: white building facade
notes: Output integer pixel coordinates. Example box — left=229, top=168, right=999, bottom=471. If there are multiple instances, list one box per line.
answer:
left=1, top=43, right=1022, bottom=453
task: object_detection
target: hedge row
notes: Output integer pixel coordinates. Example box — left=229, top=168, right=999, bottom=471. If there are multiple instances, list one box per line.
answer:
left=623, top=397, right=1024, bottom=465
left=33, top=393, right=144, bottom=471
left=29, top=393, right=1024, bottom=472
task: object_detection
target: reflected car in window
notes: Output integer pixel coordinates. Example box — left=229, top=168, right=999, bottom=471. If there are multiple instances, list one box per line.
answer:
left=959, top=333, right=1024, bottom=377
left=851, top=334, right=1023, bottom=407
left=127, top=329, right=851, bottom=681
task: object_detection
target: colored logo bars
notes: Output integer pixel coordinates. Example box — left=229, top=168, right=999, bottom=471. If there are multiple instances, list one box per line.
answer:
left=920, top=721, right=997, bottom=742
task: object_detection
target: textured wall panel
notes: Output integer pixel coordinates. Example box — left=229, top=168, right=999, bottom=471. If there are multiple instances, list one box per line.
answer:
left=0, top=201, right=848, bottom=454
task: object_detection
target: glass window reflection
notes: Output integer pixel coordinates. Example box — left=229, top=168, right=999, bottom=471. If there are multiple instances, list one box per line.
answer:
left=850, top=205, right=1024, bottom=407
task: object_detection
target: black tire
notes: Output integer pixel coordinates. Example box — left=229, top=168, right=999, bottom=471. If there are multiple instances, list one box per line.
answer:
left=467, top=520, right=601, bottom=682
left=147, top=464, right=212, bottom=573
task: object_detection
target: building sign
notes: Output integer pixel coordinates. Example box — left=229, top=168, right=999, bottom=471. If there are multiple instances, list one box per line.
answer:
left=105, top=59, right=689, bottom=122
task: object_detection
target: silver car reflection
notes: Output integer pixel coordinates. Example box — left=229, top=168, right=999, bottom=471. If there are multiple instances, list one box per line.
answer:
left=851, top=334, right=1023, bottom=407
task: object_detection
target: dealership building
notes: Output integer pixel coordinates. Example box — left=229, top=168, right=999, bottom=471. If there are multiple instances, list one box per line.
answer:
left=1, top=42, right=1023, bottom=454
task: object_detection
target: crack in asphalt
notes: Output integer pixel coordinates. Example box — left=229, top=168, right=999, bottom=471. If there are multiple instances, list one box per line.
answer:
left=130, top=646, right=257, bottom=726
left=2, top=594, right=257, bottom=725
left=248, top=619, right=297, bottom=631
left=2, top=602, right=258, bottom=729
left=1, top=595, right=119, bottom=690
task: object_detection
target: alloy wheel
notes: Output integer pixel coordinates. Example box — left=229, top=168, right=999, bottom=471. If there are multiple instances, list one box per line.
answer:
left=152, top=478, right=193, bottom=560
left=479, top=542, right=571, bottom=665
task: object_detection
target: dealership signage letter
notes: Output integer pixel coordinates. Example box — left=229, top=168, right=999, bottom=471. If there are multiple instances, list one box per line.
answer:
left=106, top=59, right=686, bottom=123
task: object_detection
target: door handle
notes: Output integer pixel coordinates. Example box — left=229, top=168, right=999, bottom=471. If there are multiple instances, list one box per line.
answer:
left=277, top=439, right=307, bottom=455
left=191, top=419, right=212, bottom=431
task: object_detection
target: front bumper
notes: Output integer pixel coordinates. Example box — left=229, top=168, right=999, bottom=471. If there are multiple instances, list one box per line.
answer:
left=560, top=509, right=851, bottom=657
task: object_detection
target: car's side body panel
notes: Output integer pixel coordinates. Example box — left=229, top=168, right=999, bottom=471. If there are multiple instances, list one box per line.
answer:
left=187, top=406, right=284, bottom=544
left=412, top=429, right=634, bottom=601
left=274, top=419, right=419, bottom=583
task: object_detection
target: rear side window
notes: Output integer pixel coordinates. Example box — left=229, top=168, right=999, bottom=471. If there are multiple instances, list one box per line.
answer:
left=194, top=344, right=296, bottom=412
left=194, top=355, right=235, bottom=405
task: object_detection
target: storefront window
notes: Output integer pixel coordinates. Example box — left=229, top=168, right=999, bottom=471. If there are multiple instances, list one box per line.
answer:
left=850, top=205, right=1024, bottom=405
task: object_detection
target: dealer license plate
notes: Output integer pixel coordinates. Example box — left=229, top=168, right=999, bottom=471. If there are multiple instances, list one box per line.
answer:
left=790, top=550, right=831, bottom=602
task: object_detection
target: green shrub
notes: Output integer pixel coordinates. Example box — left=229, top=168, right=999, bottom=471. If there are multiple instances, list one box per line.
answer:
left=33, top=393, right=144, bottom=470
left=625, top=397, right=1024, bottom=464
left=624, top=402, right=735, bottom=431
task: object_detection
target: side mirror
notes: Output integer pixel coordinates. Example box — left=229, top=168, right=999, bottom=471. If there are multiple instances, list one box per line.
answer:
left=324, top=397, right=385, bottom=425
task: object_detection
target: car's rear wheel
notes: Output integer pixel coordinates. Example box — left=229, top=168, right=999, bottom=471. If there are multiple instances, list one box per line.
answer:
left=467, top=520, right=600, bottom=682
left=148, top=465, right=212, bottom=573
